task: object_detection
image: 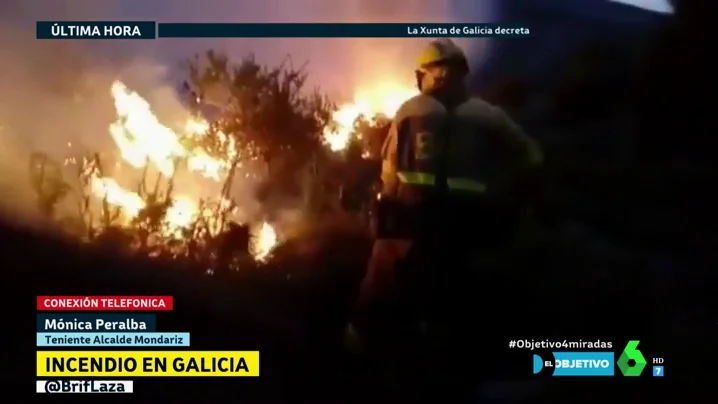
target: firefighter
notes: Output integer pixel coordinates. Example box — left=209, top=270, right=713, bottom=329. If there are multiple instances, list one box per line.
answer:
left=345, top=39, right=543, bottom=392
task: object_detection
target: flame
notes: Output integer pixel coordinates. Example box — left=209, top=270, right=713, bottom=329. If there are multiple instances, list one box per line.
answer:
left=89, top=174, right=145, bottom=219
left=109, top=81, right=238, bottom=181
left=164, top=196, right=197, bottom=238
left=109, top=82, right=186, bottom=177
left=84, top=78, right=416, bottom=262
left=89, top=80, right=278, bottom=261
left=323, top=82, right=418, bottom=152
left=251, top=222, right=278, bottom=263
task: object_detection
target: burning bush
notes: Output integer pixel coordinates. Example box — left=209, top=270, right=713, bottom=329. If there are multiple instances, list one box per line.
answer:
left=29, top=50, right=414, bottom=272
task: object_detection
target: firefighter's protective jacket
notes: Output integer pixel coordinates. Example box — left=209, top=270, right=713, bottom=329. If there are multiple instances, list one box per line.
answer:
left=380, top=93, right=542, bottom=206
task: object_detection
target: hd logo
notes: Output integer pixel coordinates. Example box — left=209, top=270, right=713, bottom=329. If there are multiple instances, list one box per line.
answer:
left=533, top=352, right=615, bottom=376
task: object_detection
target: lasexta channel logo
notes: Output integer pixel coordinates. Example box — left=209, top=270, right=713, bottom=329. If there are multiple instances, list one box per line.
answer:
left=617, top=340, right=647, bottom=376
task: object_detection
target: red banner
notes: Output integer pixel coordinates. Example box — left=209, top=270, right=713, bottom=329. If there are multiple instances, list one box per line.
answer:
left=37, top=296, right=173, bottom=311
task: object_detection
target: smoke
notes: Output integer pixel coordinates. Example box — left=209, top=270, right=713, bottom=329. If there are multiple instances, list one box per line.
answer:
left=0, top=27, right=187, bottom=228
left=0, top=0, right=495, bottom=228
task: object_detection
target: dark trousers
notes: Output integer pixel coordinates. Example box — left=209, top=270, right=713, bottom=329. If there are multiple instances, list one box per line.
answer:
left=353, top=201, right=519, bottom=397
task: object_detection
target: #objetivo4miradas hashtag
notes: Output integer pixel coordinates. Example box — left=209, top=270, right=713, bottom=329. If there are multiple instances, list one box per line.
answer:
left=510, top=339, right=614, bottom=350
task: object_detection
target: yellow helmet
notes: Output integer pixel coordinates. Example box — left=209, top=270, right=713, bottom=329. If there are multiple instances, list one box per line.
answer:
left=416, top=39, right=469, bottom=72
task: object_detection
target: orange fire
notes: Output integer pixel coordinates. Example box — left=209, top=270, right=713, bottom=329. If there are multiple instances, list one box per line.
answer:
left=87, top=77, right=416, bottom=262
left=322, top=82, right=417, bottom=152
left=91, top=81, right=277, bottom=261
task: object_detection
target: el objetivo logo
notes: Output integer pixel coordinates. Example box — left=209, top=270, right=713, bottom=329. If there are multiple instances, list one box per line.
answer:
left=534, top=351, right=614, bottom=376
left=533, top=340, right=648, bottom=376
